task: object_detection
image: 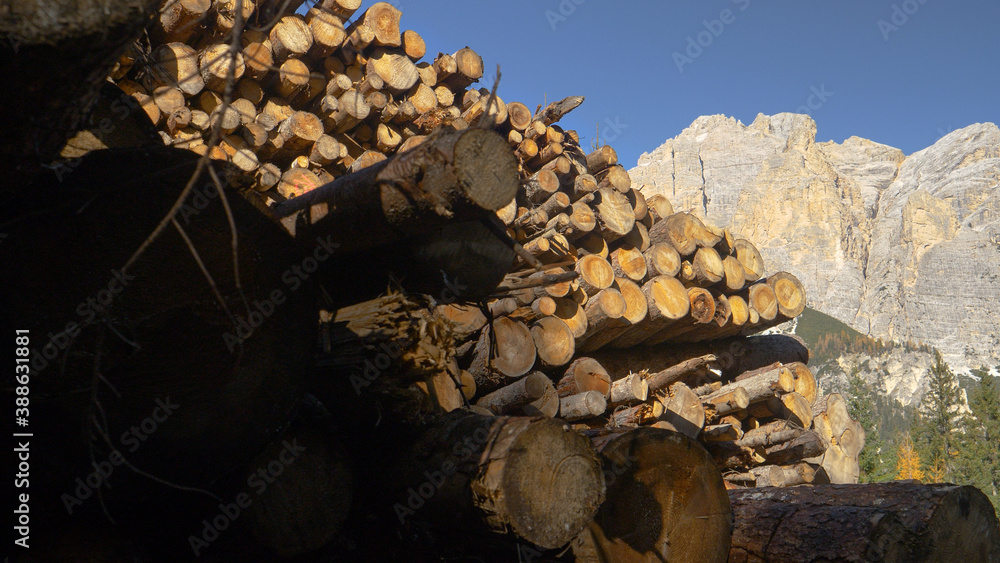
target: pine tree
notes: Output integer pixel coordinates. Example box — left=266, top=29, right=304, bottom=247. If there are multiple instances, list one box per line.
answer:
left=911, top=351, right=963, bottom=480
left=847, top=369, right=895, bottom=482
left=955, top=368, right=1000, bottom=511
left=896, top=434, right=925, bottom=481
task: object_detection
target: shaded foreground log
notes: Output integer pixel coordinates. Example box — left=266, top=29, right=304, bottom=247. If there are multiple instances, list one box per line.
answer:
left=573, top=428, right=732, bottom=563
left=728, top=482, right=1000, bottom=562
left=274, top=128, right=519, bottom=254
left=395, top=412, right=605, bottom=549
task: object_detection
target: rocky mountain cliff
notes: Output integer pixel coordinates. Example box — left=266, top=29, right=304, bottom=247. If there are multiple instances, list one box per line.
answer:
left=631, top=114, right=1000, bottom=372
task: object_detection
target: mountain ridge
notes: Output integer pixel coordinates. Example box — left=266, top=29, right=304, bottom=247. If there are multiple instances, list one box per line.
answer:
left=631, top=113, right=1000, bottom=373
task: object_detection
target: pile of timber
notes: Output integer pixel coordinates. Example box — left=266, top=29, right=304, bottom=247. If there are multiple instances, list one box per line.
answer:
left=84, top=0, right=903, bottom=560
left=109, top=0, right=522, bottom=200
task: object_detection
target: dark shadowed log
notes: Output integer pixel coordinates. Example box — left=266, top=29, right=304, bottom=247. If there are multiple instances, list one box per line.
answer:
left=395, top=412, right=605, bottom=549
left=273, top=128, right=519, bottom=253
left=573, top=428, right=732, bottom=563
left=0, top=147, right=317, bottom=520
left=243, top=425, right=353, bottom=558
left=728, top=483, right=1000, bottom=563
left=0, top=0, right=163, bottom=186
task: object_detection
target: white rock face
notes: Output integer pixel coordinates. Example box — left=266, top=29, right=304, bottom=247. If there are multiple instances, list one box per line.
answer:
left=631, top=115, right=1000, bottom=371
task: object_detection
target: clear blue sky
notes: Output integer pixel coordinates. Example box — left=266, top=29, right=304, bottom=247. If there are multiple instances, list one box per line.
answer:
left=387, top=0, right=999, bottom=166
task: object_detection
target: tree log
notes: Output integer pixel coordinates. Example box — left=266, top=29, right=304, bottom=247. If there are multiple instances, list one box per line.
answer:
left=573, top=428, right=732, bottom=563
left=728, top=482, right=1000, bottom=562
left=558, top=357, right=612, bottom=399
left=395, top=412, right=605, bottom=549
left=475, top=371, right=554, bottom=415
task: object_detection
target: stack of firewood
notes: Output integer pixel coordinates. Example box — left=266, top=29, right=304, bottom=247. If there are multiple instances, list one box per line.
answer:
left=98, top=0, right=887, bottom=559
left=109, top=0, right=535, bottom=200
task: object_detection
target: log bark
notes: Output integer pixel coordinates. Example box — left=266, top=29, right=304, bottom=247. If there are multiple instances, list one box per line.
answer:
left=475, top=372, right=554, bottom=415
left=573, top=428, right=732, bottom=563
left=728, top=483, right=1000, bottom=562
left=396, top=412, right=605, bottom=550
left=273, top=127, right=518, bottom=256
left=560, top=391, right=608, bottom=421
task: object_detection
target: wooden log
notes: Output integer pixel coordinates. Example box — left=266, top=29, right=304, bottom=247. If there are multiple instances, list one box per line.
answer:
left=558, top=357, right=612, bottom=399
left=396, top=412, right=605, bottom=549
left=319, top=0, right=361, bottom=19
left=346, top=2, right=401, bottom=48
left=553, top=297, right=588, bottom=339
left=646, top=194, right=674, bottom=221
left=705, top=386, right=750, bottom=418
left=644, top=242, right=681, bottom=278
left=768, top=271, right=806, bottom=320
left=366, top=48, right=420, bottom=93
left=524, top=169, right=560, bottom=203
left=609, top=372, right=648, bottom=405
left=608, top=275, right=689, bottom=348
left=575, top=254, right=615, bottom=295
left=441, top=46, right=484, bottom=90
left=462, top=323, right=533, bottom=390
left=152, top=0, right=211, bottom=44
left=243, top=426, right=352, bottom=558
left=198, top=43, right=245, bottom=92
left=732, top=238, right=764, bottom=282
left=746, top=281, right=778, bottom=321
left=735, top=420, right=804, bottom=449
left=762, top=428, right=825, bottom=465
left=648, top=212, right=720, bottom=257
left=573, top=428, right=732, bottom=563
left=269, top=16, right=313, bottom=61
left=575, top=287, right=627, bottom=346
left=401, top=29, right=426, bottom=60
left=709, top=364, right=794, bottom=408
left=151, top=42, right=205, bottom=96
left=530, top=316, right=575, bottom=368
left=646, top=354, right=718, bottom=393
left=576, top=278, right=646, bottom=352
left=689, top=246, right=725, bottom=286
left=701, top=423, right=743, bottom=443
left=595, top=164, right=631, bottom=194
left=657, top=382, right=705, bottom=439
left=585, top=145, right=617, bottom=174
left=475, top=371, right=554, bottom=415
left=560, top=391, right=608, bottom=421
left=592, top=188, right=635, bottom=243
left=729, top=482, right=1000, bottom=561
left=437, top=304, right=487, bottom=340
left=609, top=246, right=647, bottom=282
left=273, top=127, right=518, bottom=253
left=536, top=95, right=585, bottom=126
left=641, top=286, right=716, bottom=345
left=507, top=101, right=532, bottom=131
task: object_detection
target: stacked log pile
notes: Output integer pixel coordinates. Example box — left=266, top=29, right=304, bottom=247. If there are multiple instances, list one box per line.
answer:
left=71, top=1, right=972, bottom=561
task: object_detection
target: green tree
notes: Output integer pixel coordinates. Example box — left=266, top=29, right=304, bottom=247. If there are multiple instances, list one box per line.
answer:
left=955, top=368, right=1000, bottom=511
left=911, top=351, right=964, bottom=480
left=847, top=369, right=896, bottom=482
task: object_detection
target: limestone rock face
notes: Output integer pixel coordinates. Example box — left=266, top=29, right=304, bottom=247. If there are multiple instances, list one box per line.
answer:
left=632, top=116, right=1000, bottom=371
